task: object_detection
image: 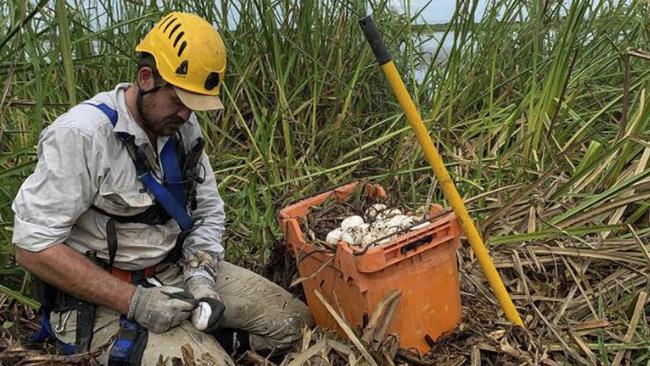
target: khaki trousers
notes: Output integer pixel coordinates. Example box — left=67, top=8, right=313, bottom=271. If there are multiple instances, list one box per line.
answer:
left=53, top=261, right=313, bottom=365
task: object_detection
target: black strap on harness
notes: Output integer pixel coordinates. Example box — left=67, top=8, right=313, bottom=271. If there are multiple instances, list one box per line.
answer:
left=29, top=251, right=101, bottom=354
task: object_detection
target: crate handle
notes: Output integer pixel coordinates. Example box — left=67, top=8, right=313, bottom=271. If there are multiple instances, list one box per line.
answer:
left=399, top=234, right=433, bottom=254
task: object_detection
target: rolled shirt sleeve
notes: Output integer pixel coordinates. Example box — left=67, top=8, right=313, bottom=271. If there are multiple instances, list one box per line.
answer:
left=12, top=125, right=99, bottom=251
left=182, top=152, right=226, bottom=283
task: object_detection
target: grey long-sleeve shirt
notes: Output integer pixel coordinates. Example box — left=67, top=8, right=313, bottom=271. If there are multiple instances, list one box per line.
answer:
left=12, top=83, right=225, bottom=282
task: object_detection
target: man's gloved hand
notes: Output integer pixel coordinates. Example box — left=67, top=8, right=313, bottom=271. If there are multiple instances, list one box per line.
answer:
left=185, top=276, right=225, bottom=333
left=127, top=285, right=196, bottom=333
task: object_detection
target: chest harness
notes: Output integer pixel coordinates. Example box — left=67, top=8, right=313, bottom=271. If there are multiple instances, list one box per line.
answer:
left=29, top=102, right=206, bottom=365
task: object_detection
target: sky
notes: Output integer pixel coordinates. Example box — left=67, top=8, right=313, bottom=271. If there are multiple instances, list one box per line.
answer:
left=387, top=0, right=489, bottom=23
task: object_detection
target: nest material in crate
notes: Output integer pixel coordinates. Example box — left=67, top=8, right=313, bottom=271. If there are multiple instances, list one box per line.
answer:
left=300, top=191, right=433, bottom=251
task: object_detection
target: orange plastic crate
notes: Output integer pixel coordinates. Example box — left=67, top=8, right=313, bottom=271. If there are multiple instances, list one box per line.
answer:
left=278, top=182, right=462, bottom=353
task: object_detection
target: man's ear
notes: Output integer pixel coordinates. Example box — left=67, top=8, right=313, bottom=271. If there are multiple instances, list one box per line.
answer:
left=137, top=66, right=156, bottom=92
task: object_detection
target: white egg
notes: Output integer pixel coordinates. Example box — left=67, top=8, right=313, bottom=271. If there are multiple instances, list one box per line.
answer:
left=361, top=233, right=379, bottom=246
left=372, top=203, right=387, bottom=211
left=346, top=225, right=363, bottom=235
left=340, top=231, right=361, bottom=245
left=384, top=225, right=400, bottom=235
left=341, top=215, right=365, bottom=229
left=376, top=208, right=402, bottom=221
left=387, top=215, right=409, bottom=228
left=399, top=216, right=416, bottom=228
left=365, top=203, right=387, bottom=220
left=370, top=219, right=389, bottom=231
left=325, top=228, right=344, bottom=245
left=357, top=223, right=370, bottom=233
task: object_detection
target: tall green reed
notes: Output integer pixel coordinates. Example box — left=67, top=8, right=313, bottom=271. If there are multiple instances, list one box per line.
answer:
left=1, top=0, right=648, bottom=267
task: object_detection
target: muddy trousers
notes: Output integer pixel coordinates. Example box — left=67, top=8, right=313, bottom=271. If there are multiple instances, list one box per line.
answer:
left=52, top=261, right=313, bottom=365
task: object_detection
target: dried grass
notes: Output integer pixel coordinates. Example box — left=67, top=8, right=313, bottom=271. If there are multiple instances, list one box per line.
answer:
left=1, top=187, right=648, bottom=365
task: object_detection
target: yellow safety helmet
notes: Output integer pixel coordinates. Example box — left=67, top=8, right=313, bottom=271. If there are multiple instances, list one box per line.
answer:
left=136, top=12, right=226, bottom=111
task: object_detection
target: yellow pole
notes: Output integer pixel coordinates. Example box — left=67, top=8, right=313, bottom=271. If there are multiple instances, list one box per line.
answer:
left=359, top=16, right=524, bottom=326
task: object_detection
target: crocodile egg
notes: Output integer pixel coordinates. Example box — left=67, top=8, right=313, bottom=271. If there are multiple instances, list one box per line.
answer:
left=384, top=225, right=400, bottom=235
left=345, top=226, right=364, bottom=238
left=370, top=219, right=389, bottom=231
left=325, top=228, right=344, bottom=245
left=357, top=223, right=370, bottom=233
left=376, top=208, right=402, bottom=221
left=387, top=215, right=410, bottom=228
left=400, top=216, right=416, bottom=229
left=340, top=231, right=361, bottom=245
left=341, top=215, right=365, bottom=229
left=361, top=233, right=380, bottom=246
left=365, top=203, right=387, bottom=220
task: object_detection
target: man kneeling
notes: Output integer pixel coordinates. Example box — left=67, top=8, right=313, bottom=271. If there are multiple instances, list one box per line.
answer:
left=12, top=12, right=312, bottom=365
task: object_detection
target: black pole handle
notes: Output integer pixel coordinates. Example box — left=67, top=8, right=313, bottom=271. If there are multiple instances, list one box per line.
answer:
left=359, top=16, right=392, bottom=65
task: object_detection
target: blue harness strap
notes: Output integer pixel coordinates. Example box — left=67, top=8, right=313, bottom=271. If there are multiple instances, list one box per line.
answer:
left=160, top=136, right=186, bottom=206
left=86, top=102, right=118, bottom=125
left=139, top=169, right=193, bottom=230
left=82, top=102, right=193, bottom=231
left=107, top=315, right=141, bottom=365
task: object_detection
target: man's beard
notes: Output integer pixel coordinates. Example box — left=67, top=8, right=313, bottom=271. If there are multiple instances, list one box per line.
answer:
left=137, top=91, right=185, bottom=137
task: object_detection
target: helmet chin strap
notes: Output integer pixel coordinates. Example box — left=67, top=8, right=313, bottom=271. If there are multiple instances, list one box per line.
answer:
left=135, top=81, right=166, bottom=138
left=135, top=80, right=167, bottom=124
left=135, top=89, right=148, bottom=125
left=137, top=81, right=164, bottom=97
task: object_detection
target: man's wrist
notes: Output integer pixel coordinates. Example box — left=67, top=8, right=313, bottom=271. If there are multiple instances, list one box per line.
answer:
left=121, top=283, right=137, bottom=315
left=182, top=250, right=219, bottom=283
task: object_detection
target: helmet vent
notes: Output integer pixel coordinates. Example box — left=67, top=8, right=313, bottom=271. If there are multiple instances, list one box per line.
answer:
left=163, top=17, right=177, bottom=33
left=158, top=14, right=174, bottom=29
left=175, top=60, right=188, bottom=75
left=174, top=31, right=185, bottom=47
left=169, top=24, right=181, bottom=39
left=178, top=41, right=187, bottom=57
left=204, top=72, right=219, bottom=90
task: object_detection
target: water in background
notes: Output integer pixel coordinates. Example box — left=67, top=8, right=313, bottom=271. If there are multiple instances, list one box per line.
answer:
left=415, top=32, right=456, bottom=81
left=387, top=0, right=488, bottom=81
left=389, top=0, right=488, bottom=23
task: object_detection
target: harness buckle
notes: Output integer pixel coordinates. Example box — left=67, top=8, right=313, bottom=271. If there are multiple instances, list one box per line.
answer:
left=54, top=311, right=72, bottom=333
